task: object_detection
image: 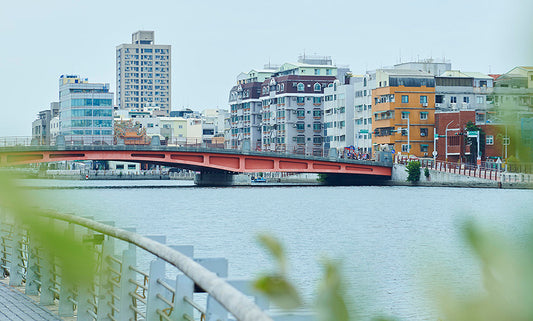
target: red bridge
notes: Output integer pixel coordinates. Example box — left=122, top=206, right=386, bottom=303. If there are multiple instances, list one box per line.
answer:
left=0, top=146, right=392, bottom=177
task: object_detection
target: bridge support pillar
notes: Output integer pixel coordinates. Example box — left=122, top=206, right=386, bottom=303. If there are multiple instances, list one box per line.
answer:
left=194, top=172, right=251, bottom=186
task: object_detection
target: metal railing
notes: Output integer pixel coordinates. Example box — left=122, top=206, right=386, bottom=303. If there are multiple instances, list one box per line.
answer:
left=0, top=211, right=283, bottom=321
left=398, top=159, right=533, bottom=183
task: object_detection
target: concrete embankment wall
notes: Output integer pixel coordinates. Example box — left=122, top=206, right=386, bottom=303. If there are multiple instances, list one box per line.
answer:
left=269, top=173, right=320, bottom=184
left=389, top=164, right=533, bottom=189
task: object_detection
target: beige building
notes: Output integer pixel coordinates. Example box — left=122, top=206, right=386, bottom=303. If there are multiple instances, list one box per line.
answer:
left=116, top=31, right=171, bottom=115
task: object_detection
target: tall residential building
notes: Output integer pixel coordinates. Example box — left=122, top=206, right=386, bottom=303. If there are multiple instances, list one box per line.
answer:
left=260, top=73, right=336, bottom=155
left=372, top=69, right=436, bottom=158
left=228, top=55, right=344, bottom=154
left=228, top=67, right=278, bottom=150
left=324, top=78, right=355, bottom=153
left=58, top=75, right=114, bottom=145
left=353, top=72, right=377, bottom=154
left=116, top=31, right=171, bottom=115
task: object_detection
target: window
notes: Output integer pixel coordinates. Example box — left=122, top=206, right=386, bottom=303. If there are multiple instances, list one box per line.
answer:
left=297, top=83, right=305, bottom=91
left=463, top=96, right=470, bottom=103
left=313, top=97, right=321, bottom=104
left=420, top=96, right=428, bottom=104
left=435, top=95, right=443, bottom=104
left=401, top=95, right=409, bottom=103
left=476, top=96, right=484, bottom=104
left=128, top=164, right=136, bottom=169
left=421, top=144, right=429, bottom=153
left=297, top=97, right=305, bottom=104
left=401, top=112, right=410, bottom=119
left=297, top=109, right=305, bottom=117
left=314, top=69, right=320, bottom=75
left=450, top=96, right=457, bottom=103
left=402, top=144, right=409, bottom=152
left=420, top=128, right=428, bottom=137
left=326, top=69, right=332, bottom=75
left=486, top=135, right=494, bottom=145
left=420, top=112, right=428, bottom=120
left=314, top=83, right=321, bottom=91
left=116, top=164, right=124, bottom=169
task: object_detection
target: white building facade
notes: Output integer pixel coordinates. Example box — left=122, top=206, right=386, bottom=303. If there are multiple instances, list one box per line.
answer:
left=324, top=79, right=355, bottom=153
left=353, top=72, right=376, bottom=154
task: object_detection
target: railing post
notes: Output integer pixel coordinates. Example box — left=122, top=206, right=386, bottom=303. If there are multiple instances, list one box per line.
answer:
left=117, top=228, right=137, bottom=321
left=173, top=274, right=194, bottom=321
left=9, top=222, right=24, bottom=286
left=145, top=235, right=168, bottom=321
left=25, top=228, right=40, bottom=295
left=77, top=217, right=98, bottom=321
left=39, top=231, right=55, bottom=306
left=58, top=222, right=76, bottom=317
left=0, top=221, right=12, bottom=279
left=97, top=221, right=116, bottom=321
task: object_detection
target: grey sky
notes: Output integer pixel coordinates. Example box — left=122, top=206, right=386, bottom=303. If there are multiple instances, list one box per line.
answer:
left=1, top=0, right=531, bottom=136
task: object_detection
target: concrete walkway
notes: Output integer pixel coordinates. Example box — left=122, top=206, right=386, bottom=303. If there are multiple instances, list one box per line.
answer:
left=0, top=281, right=61, bottom=320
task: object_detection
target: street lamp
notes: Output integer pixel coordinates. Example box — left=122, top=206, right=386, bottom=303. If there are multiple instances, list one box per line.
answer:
left=445, top=120, right=459, bottom=162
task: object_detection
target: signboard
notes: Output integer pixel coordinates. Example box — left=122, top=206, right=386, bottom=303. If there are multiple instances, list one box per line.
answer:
left=467, top=131, right=479, bottom=138
left=359, top=129, right=369, bottom=134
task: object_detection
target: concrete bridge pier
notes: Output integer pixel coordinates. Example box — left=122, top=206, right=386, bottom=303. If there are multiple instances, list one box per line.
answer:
left=194, top=171, right=251, bottom=186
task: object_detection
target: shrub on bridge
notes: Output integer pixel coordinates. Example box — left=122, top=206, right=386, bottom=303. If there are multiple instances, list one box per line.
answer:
left=406, top=160, right=421, bottom=182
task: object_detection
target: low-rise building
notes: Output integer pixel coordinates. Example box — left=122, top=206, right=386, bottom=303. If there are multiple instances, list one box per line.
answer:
left=32, top=102, right=59, bottom=145
left=435, top=71, right=494, bottom=116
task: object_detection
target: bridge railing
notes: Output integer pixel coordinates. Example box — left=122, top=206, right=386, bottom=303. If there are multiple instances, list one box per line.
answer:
left=0, top=210, right=292, bottom=321
left=397, top=158, right=533, bottom=183
left=0, top=136, right=331, bottom=159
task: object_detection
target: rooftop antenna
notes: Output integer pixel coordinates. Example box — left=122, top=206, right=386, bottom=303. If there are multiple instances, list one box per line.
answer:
left=399, top=49, right=402, bottom=63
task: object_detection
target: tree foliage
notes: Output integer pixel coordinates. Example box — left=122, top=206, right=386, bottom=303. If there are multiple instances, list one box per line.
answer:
left=406, top=160, right=421, bottom=182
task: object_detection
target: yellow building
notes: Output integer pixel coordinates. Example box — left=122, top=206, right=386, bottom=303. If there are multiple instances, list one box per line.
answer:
left=372, top=69, right=435, bottom=158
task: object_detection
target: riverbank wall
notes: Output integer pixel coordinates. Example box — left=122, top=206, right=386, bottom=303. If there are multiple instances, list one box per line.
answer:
left=388, top=164, right=533, bottom=189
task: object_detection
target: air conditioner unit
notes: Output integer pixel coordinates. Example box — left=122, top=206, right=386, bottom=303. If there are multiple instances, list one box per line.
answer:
left=422, top=103, right=428, bottom=107
left=435, top=103, right=441, bottom=108
left=424, top=152, right=428, bottom=156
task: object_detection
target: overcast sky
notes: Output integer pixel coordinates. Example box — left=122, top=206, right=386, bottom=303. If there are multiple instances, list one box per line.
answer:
left=1, top=0, right=531, bottom=136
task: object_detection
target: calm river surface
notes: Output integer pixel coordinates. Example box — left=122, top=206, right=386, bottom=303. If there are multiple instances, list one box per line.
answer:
left=18, top=180, right=533, bottom=320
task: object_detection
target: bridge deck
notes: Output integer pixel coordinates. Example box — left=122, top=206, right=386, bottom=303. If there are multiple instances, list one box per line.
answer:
left=0, top=281, right=61, bottom=321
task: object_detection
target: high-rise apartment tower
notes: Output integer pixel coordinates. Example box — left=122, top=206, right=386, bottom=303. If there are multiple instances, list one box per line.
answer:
left=116, top=31, right=171, bottom=115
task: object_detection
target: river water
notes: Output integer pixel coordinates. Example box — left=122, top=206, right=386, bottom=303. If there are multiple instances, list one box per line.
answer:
left=18, top=180, right=533, bottom=320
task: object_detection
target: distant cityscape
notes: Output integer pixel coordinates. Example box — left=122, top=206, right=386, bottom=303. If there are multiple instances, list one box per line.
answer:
left=31, top=30, right=533, bottom=165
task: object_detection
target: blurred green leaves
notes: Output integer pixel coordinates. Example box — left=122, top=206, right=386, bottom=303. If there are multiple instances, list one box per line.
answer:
left=254, top=232, right=302, bottom=310
left=437, top=221, right=533, bottom=321
left=254, top=233, right=351, bottom=320
left=0, top=171, right=96, bottom=287
left=316, top=258, right=349, bottom=321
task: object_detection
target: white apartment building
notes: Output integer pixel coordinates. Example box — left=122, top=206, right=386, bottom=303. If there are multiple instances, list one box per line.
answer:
left=324, top=79, right=355, bottom=153
left=353, top=72, right=376, bottom=154
left=116, top=31, right=171, bottom=115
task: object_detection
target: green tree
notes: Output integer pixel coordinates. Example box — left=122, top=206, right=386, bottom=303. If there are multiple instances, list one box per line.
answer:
left=406, top=160, right=421, bottom=182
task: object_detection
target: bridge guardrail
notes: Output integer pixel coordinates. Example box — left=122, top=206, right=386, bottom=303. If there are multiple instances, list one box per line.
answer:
left=398, top=158, right=533, bottom=182
left=0, top=210, right=281, bottom=321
